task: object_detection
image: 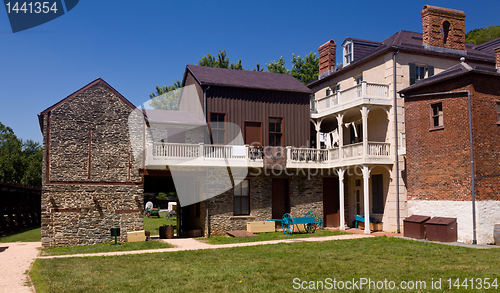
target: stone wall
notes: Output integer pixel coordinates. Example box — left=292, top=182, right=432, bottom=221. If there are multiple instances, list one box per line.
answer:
left=40, top=79, right=144, bottom=248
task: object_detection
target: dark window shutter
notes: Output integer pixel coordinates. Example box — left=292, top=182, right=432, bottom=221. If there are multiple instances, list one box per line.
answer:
left=427, top=65, right=434, bottom=77
left=409, top=63, right=416, bottom=85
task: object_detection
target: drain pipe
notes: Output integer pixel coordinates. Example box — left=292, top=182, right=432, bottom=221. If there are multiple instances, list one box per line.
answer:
left=203, top=85, right=211, bottom=237
left=392, top=50, right=400, bottom=232
left=400, top=90, right=476, bottom=244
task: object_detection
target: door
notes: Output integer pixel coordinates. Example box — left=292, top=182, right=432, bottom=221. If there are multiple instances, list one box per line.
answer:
left=353, top=178, right=362, bottom=216
left=272, top=178, right=290, bottom=227
left=245, top=122, right=262, bottom=147
left=323, top=177, right=340, bottom=227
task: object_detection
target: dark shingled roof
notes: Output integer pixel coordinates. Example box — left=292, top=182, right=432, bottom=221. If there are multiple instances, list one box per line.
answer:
left=399, top=62, right=500, bottom=94
left=473, top=37, right=500, bottom=56
left=184, top=65, right=311, bottom=94
left=308, top=30, right=496, bottom=88
left=142, top=109, right=206, bottom=125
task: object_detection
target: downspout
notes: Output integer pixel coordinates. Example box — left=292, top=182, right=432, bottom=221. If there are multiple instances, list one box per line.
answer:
left=393, top=50, right=400, bottom=233
left=203, top=85, right=210, bottom=237
left=400, top=90, right=476, bottom=244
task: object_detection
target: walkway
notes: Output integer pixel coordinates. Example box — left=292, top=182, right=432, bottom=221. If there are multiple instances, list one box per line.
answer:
left=0, top=242, right=40, bottom=293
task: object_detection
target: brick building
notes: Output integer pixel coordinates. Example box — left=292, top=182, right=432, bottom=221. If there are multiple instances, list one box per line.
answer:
left=400, top=50, right=500, bottom=244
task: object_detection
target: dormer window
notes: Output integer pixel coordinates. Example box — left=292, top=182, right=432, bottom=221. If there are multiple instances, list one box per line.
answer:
left=344, top=41, right=353, bottom=65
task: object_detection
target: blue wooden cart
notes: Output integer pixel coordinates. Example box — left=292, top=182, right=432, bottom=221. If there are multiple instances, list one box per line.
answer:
left=270, top=212, right=323, bottom=235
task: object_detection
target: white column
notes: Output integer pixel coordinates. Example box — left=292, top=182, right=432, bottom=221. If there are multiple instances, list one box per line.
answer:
left=363, top=164, right=370, bottom=234
left=336, top=114, right=344, bottom=158
left=362, top=105, right=368, bottom=158
left=311, top=118, right=323, bottom=150
left=338, top=168, right=345, bottom=230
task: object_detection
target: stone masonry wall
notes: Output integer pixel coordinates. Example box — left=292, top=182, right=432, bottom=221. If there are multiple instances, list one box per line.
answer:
left=41, top=80, right=144, bottom=248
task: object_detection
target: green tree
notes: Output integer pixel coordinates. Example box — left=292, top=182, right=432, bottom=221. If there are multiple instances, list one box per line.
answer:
left=290, top=52, right=319, bottom=85
left=466, top=25, right=500, bottom=45
left=198, top=49, right=244, bottom=70
left=266, top=56, right=289, bottom=74
left=0, top=122, right=43, bottom=186
left=252, top=63, right=264, bottom=72
left=148, top=80, right=182, bottom=110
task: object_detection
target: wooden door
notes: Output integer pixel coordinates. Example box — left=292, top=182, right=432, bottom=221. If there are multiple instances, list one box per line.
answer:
left=245, top=122, right=262, bottom=147
left=323, top=177, right=340, bottom=227
left=272, top=179, right=289, bottom=227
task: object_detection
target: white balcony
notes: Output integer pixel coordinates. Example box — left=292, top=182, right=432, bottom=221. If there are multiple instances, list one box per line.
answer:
left=144, top=141, right=392, bottom=170
left=311, top=82, right=391, bottom=118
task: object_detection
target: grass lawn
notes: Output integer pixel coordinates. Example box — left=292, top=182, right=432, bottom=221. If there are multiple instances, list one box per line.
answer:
left=0, top=227, right=41, bottom=242
left=203, top=229, right=350, bottom=244
left=41, top=240, right=174, bottom=256
left=143, top=212, right=176, bottom=236
left=30, top=237, right=500, bottom=292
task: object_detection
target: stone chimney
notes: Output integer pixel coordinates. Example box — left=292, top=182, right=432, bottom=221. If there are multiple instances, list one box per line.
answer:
left=496, top=47, right=500, bottom=69
left=318, top=40, right=336, bottom=75
left=421, top=5, right=466, bottom=51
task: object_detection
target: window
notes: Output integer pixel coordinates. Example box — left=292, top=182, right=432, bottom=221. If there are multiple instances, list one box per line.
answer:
left=371, top=174, right=384, bottom=214
left=409, top=63, right=434, bottom=85
left=210, top=113, right=226, bottom=144
left=269, top=117, right=283, bottom=147
left=344, top=42, right=353, bottom=65
left=234, top=180, right=250, bottom=215
left=442, top=21, right=450, bottom=45
left=355, top=74, right=363, bottom=85
left=430, top=102, right=443, bottom=129
left=497, top=102, right=500, bottom=123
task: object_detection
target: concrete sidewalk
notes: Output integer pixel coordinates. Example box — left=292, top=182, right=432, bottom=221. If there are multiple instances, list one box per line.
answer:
left=37, top=233, right=372, bottom=259
left=0, top=242, right=40, bottom=293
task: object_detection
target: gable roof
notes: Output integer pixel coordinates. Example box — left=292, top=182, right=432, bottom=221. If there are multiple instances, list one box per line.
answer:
left=38, top=78, right=136, bottom=132
left=399, top=61, right=500, bottom=95
left=182, top=65, right=311, bottom=94
left=473, top=37, right=500, bottom=56
left=308, top=30, right=496, bottom=88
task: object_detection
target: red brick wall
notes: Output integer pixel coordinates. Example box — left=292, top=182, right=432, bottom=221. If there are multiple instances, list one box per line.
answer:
left=318, top=40, right=336, bottom=75
left=495, top=48, right=500, bottom=69
left=421, top=5, right=466, bottom=51
left=404, top=73, right=500, bottom=201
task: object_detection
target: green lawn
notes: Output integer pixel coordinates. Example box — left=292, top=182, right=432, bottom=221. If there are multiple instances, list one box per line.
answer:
left=0, top=227, right=41, bottom=243
left=41, top=240, right=173, bottom=256
left=143, top=212, right=177, bottom=236
left=30, top=237, right=500, bottom=292
left=203, top=229, right=350, bottom=244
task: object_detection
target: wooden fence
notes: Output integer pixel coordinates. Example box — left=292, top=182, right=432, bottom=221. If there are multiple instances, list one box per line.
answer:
left=0, top=181, right=41, bottom=235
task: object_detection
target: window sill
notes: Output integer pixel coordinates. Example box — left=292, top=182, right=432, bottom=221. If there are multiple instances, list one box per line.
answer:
left=230, top=215, right=255, bottom=220
left=429, top=126, right=444, bottom=132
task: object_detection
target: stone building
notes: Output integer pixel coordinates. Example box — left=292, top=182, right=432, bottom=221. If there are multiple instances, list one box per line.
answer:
left=400, top=50, right=500, bottom=244
left=306, top=5, right=497, bottom=233
left=38, top=78, right=144, bottom=248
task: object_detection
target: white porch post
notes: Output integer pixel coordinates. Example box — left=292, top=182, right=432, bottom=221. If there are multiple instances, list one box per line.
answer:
left=363, top=164, right=370, bottom=234
left=362, top=105, right=368, bottom=158
left=336, top=114, right=344, bottom=158
left=311, top=118, right=323, bottom=150
left=338, top=168, right=345, bottom=230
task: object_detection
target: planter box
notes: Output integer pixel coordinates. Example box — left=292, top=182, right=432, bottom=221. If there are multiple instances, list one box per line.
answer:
left=127, top=230, right=145, bottom=242
left=358, top=222, right=383, bottom=231
left=247, top=221, right=275, bottom=233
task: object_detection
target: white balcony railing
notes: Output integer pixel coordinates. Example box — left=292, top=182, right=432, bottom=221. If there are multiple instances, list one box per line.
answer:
left=147, top=141, right=391, bottom=168
left=312, top=82, right=390, bottom=114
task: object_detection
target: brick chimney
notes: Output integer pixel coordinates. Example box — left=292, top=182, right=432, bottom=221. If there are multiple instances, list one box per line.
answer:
left=421, top=5, right=466, bottom=51
left=318, top=40, right=336, bottom=75
left=496, top=47, right=500, bottom=69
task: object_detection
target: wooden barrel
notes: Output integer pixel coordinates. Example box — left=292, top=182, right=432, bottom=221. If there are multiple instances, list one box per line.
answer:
left=159, top=226, right=167, bottom=239
left=166, top=225, right=174, bottom=239
left=494, top=224, right=500, bottom=246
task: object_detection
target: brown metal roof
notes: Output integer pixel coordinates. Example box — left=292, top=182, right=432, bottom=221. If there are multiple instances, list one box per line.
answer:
left=308, top=30, right=496, bottom=87
left=184, top=65, right=311, bottom=94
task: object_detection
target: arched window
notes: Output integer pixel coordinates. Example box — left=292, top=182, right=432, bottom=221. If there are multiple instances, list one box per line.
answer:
left=442, top=21, right=450, bottom=45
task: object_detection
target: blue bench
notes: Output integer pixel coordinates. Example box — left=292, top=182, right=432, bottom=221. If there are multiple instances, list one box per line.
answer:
left=354, top=215, right=376, bottom=228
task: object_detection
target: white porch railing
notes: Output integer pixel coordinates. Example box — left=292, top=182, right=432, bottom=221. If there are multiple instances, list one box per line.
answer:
left=312, top=82, right=390, bottom=114
left=148, top=141, right=391, bottom=168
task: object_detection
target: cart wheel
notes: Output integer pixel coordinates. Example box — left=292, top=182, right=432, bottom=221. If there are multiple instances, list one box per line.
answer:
left=282, top=213, right=294, bottom=236
left=307, top=222, right=317, bottom=233
left=305, top=211, right=314, bottom=218
left=317, top=217, right=323, bottom=230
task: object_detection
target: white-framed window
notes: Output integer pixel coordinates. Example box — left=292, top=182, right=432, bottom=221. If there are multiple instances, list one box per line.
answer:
left=326, top=84, right=340, bottom=96
left=344, top=41, right=353, bottom=65
left=409, top=63, right=434, bottom=85
left=430, top=102, right=443, bottom=129
left=355, top=74, right=363, bottom=85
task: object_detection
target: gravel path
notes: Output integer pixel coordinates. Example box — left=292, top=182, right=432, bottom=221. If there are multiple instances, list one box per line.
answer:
left=0, top=242, right=40, bottom=293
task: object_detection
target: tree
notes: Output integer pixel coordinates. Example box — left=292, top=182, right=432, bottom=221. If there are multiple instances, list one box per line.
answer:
left=252, top=63, right=264, bottom=72
left=198, top=49, right=244, bottom=70
left=0, top=122, right=43, bottom=186
left=148, top=80, right=182, bottom=110
left=290, top=52, right=319, bottom=85
left=266, top=56, right=289, bottom=74
left=466, top=25, right=500, bottom=45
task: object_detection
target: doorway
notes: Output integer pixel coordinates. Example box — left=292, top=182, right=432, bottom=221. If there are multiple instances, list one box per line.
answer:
left=272, top=178, right=290, bottom=227
left=323, top=177, right=340, bottom=227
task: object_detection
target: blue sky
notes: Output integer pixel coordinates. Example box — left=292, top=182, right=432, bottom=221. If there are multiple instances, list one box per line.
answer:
left=1, top=0, right=499, bottom=144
